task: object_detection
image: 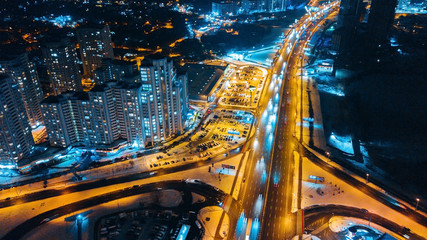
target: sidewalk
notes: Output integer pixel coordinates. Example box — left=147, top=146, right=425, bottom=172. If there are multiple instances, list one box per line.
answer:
left=295, top=33, right=327, bottom=150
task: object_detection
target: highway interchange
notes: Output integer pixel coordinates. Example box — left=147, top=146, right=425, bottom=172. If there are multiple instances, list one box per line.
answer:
left=1, top=1, right=427, bottom=240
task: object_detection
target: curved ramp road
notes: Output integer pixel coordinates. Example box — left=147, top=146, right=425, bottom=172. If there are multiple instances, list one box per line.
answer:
left=304, top=205, right=425, bottom=240
left=1, top=181, right=226, bottom=240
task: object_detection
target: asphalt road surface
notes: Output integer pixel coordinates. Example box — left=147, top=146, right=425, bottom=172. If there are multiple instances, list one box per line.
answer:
left=259, top=5, right=339, bottom=240
left=1, top=180, right=226, bottom=240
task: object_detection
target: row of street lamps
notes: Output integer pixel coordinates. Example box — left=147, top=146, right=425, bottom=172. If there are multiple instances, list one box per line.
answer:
left=325, top=152, right=422, bottom=212
left=365, top=173, right=421, bottom=211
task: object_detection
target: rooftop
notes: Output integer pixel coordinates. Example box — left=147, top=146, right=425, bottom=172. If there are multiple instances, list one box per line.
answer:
left=41, top=91, right=89, bottom=104
left=182, top=63, right=226, bottom=100
left=90, top=81, right=142, bottom=92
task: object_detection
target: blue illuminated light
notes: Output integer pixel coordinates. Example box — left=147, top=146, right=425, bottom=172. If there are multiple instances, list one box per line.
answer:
left=177, top=224, right=190, bottom=240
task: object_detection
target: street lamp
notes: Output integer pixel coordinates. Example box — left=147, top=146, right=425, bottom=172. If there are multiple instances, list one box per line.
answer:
left=366, top=173, right=369, bottom=183
left=416, top=198, right=420, bottom=210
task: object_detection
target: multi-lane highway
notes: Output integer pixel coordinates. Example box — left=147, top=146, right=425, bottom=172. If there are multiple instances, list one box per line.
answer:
left=231, top=2, right=340, bottom=240
left=3, top=1, right=427, bottom=239
left=259, top=3, right=340, bottom=240
left=252, top=1, right=427, bottom=239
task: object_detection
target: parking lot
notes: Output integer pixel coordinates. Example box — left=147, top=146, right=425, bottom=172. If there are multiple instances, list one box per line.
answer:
left=219, top=66, right=267, bottom=108
left=145, top=108, right=253, bottom=169
left=96, top=209, right=202, bottom=240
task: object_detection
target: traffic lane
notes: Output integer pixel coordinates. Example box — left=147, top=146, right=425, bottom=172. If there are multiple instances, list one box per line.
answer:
left=240, top=111, right=273, bottom=215
left=261, top=63, right=288, bottom=236
left=232, top=76, right=280, bottom=238
left=240, top=7, right=332, bottom=238
left=260, top=13, right=326, bottom=238
left=259, top=5, right=344, bottom=239
left=0, top=151, right=242, bottom=209
left=261, top=115, right=296, bottom=239
left=293, top=13, right=427, bottom=225
left=260, top=59, right=298, bottom=239
left=261, top=154, right=295, bottom=239
left=241, top=152, right=263, bottom=216
left=241, top=71, right=282, bottom=195
left=237, top=73, right=286, bottom=236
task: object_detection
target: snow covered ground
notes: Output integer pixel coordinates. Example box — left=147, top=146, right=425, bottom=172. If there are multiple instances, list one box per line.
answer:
left=198, top=206, right=230, bottom=240
left=0, top=153, right=244, bottom=239
left=314, top=75, right=345, bottom=97
left=328, top=132, right=354, bottom=155
left=301, top=156, right=427, bottom=239
left=329, top=216, right=392, bottom=237
left=291, top=234, right=321, bottom=240
left=317, top=83, right=345, bottom=97
left=244, top=47, right=277, bottom=67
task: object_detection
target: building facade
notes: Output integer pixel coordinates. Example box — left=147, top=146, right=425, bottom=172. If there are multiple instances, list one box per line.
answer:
left=0, top=52, right=44, bottom=126
left=256, top=0, right=287, bottom=12
left=0, top=75, right=35, bottom=165
left=76, top=25, right=114, bottom=78
left=42, top=56, right=188, bottom=148
left=139, top=56, right=188, bottom=146
left=88, top=84, right=120, bottom=145
left=212, top=1, right=238, bottom=16
left=332, top=0, right=365, bottom=52
left=94, top=58, right=139, bottom=85
left=41, top=38, right=83, bottom=95
left=367, top=0, right=398, bottom=48
left=41, top=82, right=147, bottom=148
left=41, top=92, right=91, bottom=148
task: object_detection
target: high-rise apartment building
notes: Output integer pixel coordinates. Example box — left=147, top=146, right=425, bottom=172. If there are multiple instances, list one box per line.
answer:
left=94, top=58, right=139, bottom=85
left=89, top=82, right=147, bottom=147
left=174, top=73, right=189, bottom=132
left=396, top=0, right=427, bottom=14
left=88, top=84, right=120, bottom=145
left=114, top=83, right=146, bottom=147
left=41, top=82, right=147, bottom=148
left=139, top=56, right=188, bottom=145
left=256, top=0, right=287, bottom=12
left=332, top=0, right=365, bottom=52
left=367, top=0, right=398, bottom=48
left=0, top=75, right=35, bottom=165
left=0, top=52, right=44, bottom=126
left=42, top=56, right=188, bottom=148
left=212, top=1, right=238, bottom=16
left=76, top=25, right=114, bottom=78
left=41, top=92, right=91, bottom=148
left=41, top=38, right=82, bottom=95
